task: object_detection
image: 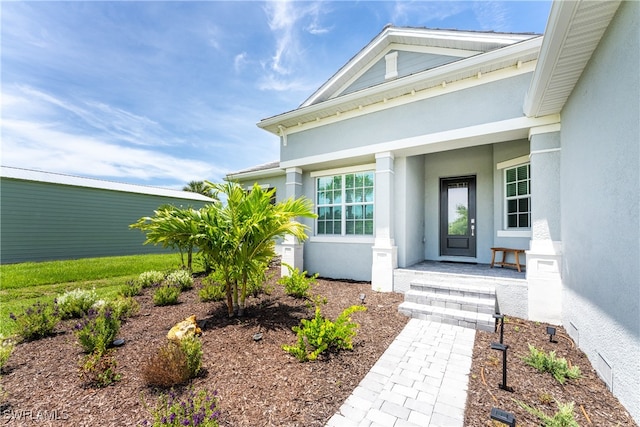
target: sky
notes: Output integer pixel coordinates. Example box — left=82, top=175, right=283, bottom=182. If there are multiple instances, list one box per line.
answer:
left=1, top=1, right=551, bottom=189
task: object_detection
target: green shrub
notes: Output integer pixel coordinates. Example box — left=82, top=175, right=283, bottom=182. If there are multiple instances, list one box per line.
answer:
left=283, top=305, right=366, bottom=362
left=515, top=399, right=579, bottom=427
left=138, top=270, right=166, bottom=288
left=166, top=270, right=193, bottom=291
left=142, top=336, right=203, bottom=387
left=9, top=302, right=60, bottom=341
left=120, top=280, right=143, bottom=297
left=56, top=288, right=99, bottom=319
left=278, top=264, right=318, bottom=299
left=103, top=296, right=140, bottom=320
left=154, top=285, right=181, bottom=306
left=75, top=308, right=121, bottom=356
left=143, top=387, right=220, bottom=426
left=199, top=282, right=226, bottom=303
left=523, top=344, right=581, bottom=384
left=79, top=349, right=121, bottom=388
left=0, top=335, right=15, bottom=371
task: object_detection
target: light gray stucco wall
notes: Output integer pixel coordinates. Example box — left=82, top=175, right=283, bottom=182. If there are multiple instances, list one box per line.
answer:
left=283, top=73, right=533, bottom=162
left=560, top=2, right=639, bottom=422
left=492, top=139, right=531, bottom=250
left=233, top=175, right=287, bottom=203
left=529, top=132, right=561, bottom=241
left=423, top=145, right=494, bottom=263
left=394, top=155, right=425, bottom=268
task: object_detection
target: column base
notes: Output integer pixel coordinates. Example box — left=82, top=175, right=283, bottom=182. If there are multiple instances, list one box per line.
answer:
left=281, top=243, right=304, bottom=277
left=526, top=240, right=562, bottom=324
left=371, top=245, right=398, bottom=292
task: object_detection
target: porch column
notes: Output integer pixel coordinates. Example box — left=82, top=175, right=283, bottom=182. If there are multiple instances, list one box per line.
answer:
left=372, top=152, right=398, bottom=292
left=527, top=125, right=563, bottom=324
left=281, top=167, right=304, bottom=277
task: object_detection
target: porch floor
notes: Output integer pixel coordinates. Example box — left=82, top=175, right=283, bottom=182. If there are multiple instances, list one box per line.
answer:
left=400, top=260, right=525, bottom=280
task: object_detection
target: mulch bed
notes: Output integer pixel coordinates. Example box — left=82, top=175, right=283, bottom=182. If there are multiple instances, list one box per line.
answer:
left=0, top=268, right=407, bottom=426
left=464, top=315, right=638, bottom=426
left=2, top=268, right=636, bottom=426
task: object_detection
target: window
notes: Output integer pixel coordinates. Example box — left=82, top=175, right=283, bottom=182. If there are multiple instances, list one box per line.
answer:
left=505, top=163, right=530, bottom=228
left=316, top=171, right=374, bottom=235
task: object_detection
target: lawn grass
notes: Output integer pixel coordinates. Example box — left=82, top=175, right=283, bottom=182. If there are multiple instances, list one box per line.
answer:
left=0, top=253, right=196, bottom=336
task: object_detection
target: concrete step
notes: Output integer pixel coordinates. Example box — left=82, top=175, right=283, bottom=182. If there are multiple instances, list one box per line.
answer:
left=398, top=301, right=495, bottom=332
left=408, top=280, right=496, bottom=300
left=404, top=289, right=496, bottom=315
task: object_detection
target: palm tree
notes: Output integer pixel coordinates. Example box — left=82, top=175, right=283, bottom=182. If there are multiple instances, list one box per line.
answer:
left=196, top=182, right=315, bottom=316
left=183, top=180, right=214, bottom=198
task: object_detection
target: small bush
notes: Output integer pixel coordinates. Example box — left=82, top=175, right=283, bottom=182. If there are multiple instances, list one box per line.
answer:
left=199, top=282, right=226, bottom=302
left=523, top=344, right=581, bottom=384
left=56, top=288, right=99, bottom=319
left=516, top=399, right=579, bottom=427
left=74, top=308, right=121, bottom=356
left=154, top=285, right=181, bottom=306
left=138, top=270, right=166, bottom=288
left=121, top=280, right=143, bottom=297
left=142, top=336, right=203, bottom=387
left=0, top=335, right=15, bottom=371
left=283, top=305, right=366, bottom=362
left=143, top=387, right=220, bottom=427
left=166, top=270, right=194, bottom=291
left=278, top=264, right=318, bottom=299
left=9, top=302, right=60, bottom=341
left=80, top=349, right=121, bottom=388
left=104, top=296, right=140, bottom=320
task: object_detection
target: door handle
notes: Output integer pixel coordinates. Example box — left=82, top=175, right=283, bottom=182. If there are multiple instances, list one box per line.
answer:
left=471, top=218, right=475, bottom=237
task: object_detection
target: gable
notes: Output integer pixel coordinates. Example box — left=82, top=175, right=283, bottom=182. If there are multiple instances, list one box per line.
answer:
left=340, top=49, right=467, bottom=97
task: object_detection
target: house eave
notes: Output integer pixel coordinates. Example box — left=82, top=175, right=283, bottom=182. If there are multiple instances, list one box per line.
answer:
left=258, top=36, right=542, bottom=136
left=225, top=167, right=284, bottom=182
left=523, top=0, right=622, bottom=117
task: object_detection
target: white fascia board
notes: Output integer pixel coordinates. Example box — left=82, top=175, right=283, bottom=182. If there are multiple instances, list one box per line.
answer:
left=225, top=167, right=285, bottom=182
left=280, top=115, right=560, bottom=169
left=523, top=1, right=581, bottom=117
left=259, top=37, right=542, bottom=135
left=0, top=166, right=214, bottom=201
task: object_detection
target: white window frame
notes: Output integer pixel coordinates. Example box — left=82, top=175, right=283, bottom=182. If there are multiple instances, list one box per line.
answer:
left=310, top=165, right=375, bottom=242
left=496, top=156, right=532, bottom=238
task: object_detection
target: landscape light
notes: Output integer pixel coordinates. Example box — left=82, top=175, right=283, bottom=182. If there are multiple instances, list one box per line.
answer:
left=490, top=407, right=516, bottom=427
left=490, top=342, right=514, bottom=392
left=359, top=293, right=366, bottom=305
left=547, top=326, right=557, bottom=343
left=493, top=313, right=505, bottom=344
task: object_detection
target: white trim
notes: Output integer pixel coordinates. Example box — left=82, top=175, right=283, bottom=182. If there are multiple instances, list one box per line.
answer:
left=267, top=60, right=538, bottom=137
left=282, top=115, right=560, bottom=169
left=286, top=167, right=303, bottom=175
left=528, top=123, right=561, bottom=139
left=260, top=37, right=542, bottom=135
left=310, top=163, right=375, bottom=178
left=227, top=168, right=284, bottom=181
left=285, top=181, right=303, bottom=186
left=375, top=169, right=394, bottom=175
left=497, top=230, right=532, bottom=238
left=497, top=155, right=530, bottom=170
left=390, top=43, right=479, bottom=58
left=375, top=152, right=394, bottom=160
left=530, top=148, right=561, bottom=156
left=309, top=236, right=375, bottom=244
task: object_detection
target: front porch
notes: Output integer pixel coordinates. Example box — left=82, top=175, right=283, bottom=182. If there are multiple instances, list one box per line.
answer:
left=394, top=260, right=529, bottom=322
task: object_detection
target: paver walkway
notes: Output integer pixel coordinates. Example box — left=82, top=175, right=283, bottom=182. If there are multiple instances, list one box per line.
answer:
left=326, top=319, right=476, bottom=427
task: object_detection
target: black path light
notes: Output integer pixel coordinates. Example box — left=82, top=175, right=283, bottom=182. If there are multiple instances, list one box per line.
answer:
left=359, top=293, right=366, bottom=305
left=547, top=325, right=557, bottom=343
left=493, top=313, right=505, bottom=344
left=490, top=407, right=516, bottom=427
left=490, top=342, right=514, bottom=392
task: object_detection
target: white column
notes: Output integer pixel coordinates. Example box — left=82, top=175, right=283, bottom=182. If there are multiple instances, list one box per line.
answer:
left=527, top=126, right=563, bottom=324
left=281, top=167, right=304, bottom=277
left=372, top=152, right=398, bottom=292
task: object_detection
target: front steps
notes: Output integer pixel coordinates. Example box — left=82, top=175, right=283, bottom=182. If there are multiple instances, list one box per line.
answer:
left=398, top=280, right=496, bottom=332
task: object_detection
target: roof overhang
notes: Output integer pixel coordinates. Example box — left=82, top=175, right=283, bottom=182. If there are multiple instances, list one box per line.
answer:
left=523, top=0, right=622, bottom=117
left=225, top=161, right=284, bottom=181
left=258, top=36, right=543, bottom=136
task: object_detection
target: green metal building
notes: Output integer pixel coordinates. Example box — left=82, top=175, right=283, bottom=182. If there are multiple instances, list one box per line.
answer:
left=0, top=167, right=213, bottom=264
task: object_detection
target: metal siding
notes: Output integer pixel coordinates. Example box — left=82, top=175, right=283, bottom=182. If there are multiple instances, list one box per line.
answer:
left=0, top=178, right=210, bottom=264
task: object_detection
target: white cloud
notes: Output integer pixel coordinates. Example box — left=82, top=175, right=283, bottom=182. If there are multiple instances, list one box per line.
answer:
left=234, top=52, right=248, bottom=73
left=472, top=1, right=510, bottom=32
left=392, top=1, right=468, bottom=26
